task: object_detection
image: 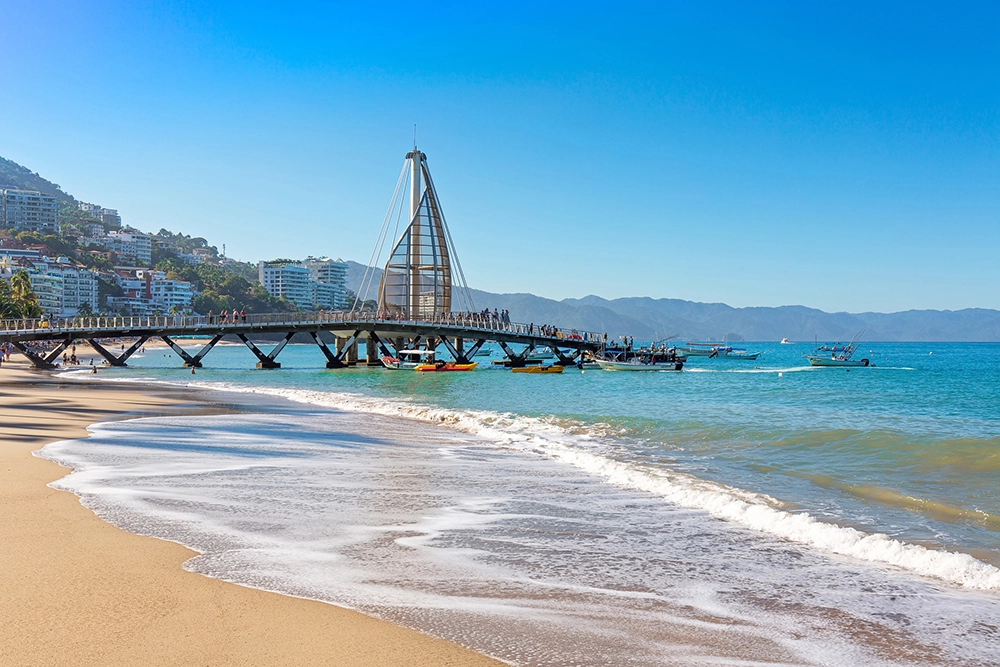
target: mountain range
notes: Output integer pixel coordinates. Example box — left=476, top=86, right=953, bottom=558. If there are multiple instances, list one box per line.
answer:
left=3, top=154, right=997, bottom=342
left=345, top=261, right=1000, bottom=342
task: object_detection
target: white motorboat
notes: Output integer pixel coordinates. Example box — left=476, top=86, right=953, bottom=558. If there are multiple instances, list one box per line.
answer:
left=780, top=338, right=791, bottom=344
left=381, top=349, right=436, bottom=370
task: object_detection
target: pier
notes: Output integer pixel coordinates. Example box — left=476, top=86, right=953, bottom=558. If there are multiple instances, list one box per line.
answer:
left=1, top=146, right=606, bottom=371
left=0, top=311, right=605, bottom=370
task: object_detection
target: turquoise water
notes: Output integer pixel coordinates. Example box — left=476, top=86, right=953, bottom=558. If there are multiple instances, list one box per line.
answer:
left=50, top=339, right=1000, bottom=665
left=125, top=340, right=1000, bottom=563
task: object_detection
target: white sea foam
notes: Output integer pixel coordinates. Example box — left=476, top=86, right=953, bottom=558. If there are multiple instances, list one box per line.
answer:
left=87, top=374, right=1000, bottom=592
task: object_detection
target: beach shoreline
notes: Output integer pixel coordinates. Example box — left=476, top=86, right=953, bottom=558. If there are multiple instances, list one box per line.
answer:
left=0, top=359, right=504, bottom=667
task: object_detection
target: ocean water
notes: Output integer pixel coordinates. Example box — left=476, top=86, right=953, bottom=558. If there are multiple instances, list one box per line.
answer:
left=43, top=341, right=1000, bottom=665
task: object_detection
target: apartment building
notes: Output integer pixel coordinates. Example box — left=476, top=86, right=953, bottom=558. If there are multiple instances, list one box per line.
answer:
left=258, top=258, right=349, bottom=310
left=2, top=190, right=58, bottom=233
left=106, top=268, right=195, bottom=315
left=258, top=262, right=314, bottom=309
left=85, top=229, right=152, bottom=265
left=0, top=254, right=99, bottom=316
left=78, top=202, right=121, bottom=227
left=302, top=258, right=349, bottom=309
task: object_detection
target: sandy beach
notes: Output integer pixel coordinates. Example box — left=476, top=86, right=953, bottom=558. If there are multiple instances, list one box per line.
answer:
left=0, top=358, right=503, bottom=667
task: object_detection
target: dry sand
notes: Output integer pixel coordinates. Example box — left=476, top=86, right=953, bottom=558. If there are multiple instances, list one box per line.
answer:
left=0, top=359, right=504, bottom=666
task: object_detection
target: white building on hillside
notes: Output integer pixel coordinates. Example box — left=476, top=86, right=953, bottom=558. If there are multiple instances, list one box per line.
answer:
left=302, top=258, right=349, bottom=309
left=258, top=262, right=314, bottom=309
left=259, top=258, right=349, bottom=310
left=2, top=190, right=58, bottom=233
left=106, top=268, right=195, bottom=315
left=0, top=254, right=99, bottom=316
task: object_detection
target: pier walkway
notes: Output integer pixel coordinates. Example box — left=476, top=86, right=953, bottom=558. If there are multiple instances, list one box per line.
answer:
left=0, top=311, right=606, bottom=370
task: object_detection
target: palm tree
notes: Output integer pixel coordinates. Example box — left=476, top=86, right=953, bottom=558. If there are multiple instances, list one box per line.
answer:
left=9, top=271, right=42, bottom=318
left=0, top=279, right=17, bottom=318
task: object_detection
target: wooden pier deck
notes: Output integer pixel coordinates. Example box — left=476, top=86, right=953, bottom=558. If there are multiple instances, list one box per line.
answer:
left=0, top=311, right=606, bottom=370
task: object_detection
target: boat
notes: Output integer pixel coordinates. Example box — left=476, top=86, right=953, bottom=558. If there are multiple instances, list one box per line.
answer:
left=596, top=344, right=685, bottom=371
left=709, top=346, right=761, bottom=360
left=596, top=358, right=683, bottom=371
left=381, top=349, right=437, bottom=370
left=526, top=349, right=555, bottom=361
left=676, top=342, right=723, bottom=357
left=806, top=331, right=871, bottom=367
left=415, top=360, right=478, bottom=372
left=511, top=365, right=564, bottom=374
left=780, top=338, right=791, bottom=344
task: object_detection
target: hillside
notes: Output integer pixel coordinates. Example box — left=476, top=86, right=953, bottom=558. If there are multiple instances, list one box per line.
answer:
left=345, top=261, right=1000, bottom=341
left=0, top=157, right=76, bottom=204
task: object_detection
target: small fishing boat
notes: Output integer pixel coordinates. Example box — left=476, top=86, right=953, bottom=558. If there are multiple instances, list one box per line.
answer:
left=710, top=346, right=761, bottom=360
left=676, top=342, right=720, bottom=357
left=512, top=365, right=564, bottom=374
left=415, top=360, right=478, bottom=372
left=597, top=358, right=683, bottom=371
left=806, top=331, right=871, bottom=367
left=381, top=349, right=437, bottom=370
left=596, top=344, right=685, bottom=371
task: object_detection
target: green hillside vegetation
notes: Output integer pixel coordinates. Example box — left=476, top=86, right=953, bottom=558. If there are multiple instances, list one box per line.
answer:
left=0, top=157, right=76, bottom=205
left=154, top=257, right=295, bottom=315
left=0, top=155, right=303, bottom=316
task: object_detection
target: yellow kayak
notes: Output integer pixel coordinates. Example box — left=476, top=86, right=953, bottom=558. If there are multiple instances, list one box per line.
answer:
left=414, top=362, right=478, bottom=372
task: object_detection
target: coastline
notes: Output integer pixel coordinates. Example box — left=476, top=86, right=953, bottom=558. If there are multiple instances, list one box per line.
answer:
left=0, top=360, right=504, bottom=667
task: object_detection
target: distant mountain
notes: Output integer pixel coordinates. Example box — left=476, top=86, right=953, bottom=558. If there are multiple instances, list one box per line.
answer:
left=0, top=156, right=76, bottom=204
left=5, top=149, right=996, bottom=342
left=345, top=261, right=1000, bottom=341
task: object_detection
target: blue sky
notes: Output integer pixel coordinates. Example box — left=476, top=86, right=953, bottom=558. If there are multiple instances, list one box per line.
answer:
left=1, top=1, right=997, bottom=312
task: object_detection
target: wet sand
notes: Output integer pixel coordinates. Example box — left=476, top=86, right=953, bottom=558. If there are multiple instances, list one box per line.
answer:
left=0, top=359, right=504, bottom=666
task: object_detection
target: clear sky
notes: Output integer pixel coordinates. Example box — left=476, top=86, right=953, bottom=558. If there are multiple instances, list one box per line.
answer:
left=1, top=1, right=997, bottom=313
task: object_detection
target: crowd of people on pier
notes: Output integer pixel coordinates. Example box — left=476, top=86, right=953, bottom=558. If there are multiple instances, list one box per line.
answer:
left=206, top=309, right=248, bottom=324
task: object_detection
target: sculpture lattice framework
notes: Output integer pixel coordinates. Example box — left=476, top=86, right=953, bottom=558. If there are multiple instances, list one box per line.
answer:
left=355, top=147, right=475, bottom=319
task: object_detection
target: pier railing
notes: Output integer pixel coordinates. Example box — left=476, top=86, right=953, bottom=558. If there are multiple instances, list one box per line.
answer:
left=0, top=310, right=606, bottom=344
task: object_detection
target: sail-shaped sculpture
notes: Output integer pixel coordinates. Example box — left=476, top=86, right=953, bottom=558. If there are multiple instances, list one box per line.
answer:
left=376, top=148, right=468, bottom=319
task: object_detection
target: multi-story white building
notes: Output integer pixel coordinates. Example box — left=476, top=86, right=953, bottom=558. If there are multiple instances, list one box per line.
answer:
left=258, top=258, right=349, bottom=310
left=0, top=254, right=99, bottom=316
left=259, top=261, right=314, bottom=309
left=85, top=229, right=152, bottom=266
left=107, top=230, right=152, bottom=265
left=149, top=278, right=195, bottom=310
left=2, top=190, right=58, bottom=233
left=40, top=257, right=99, bottom=316
left=78, top=202, right=121, bottom=227
left=107, top=268, right=195, bottom=314
left=302, top=258, right=349, bottom=309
